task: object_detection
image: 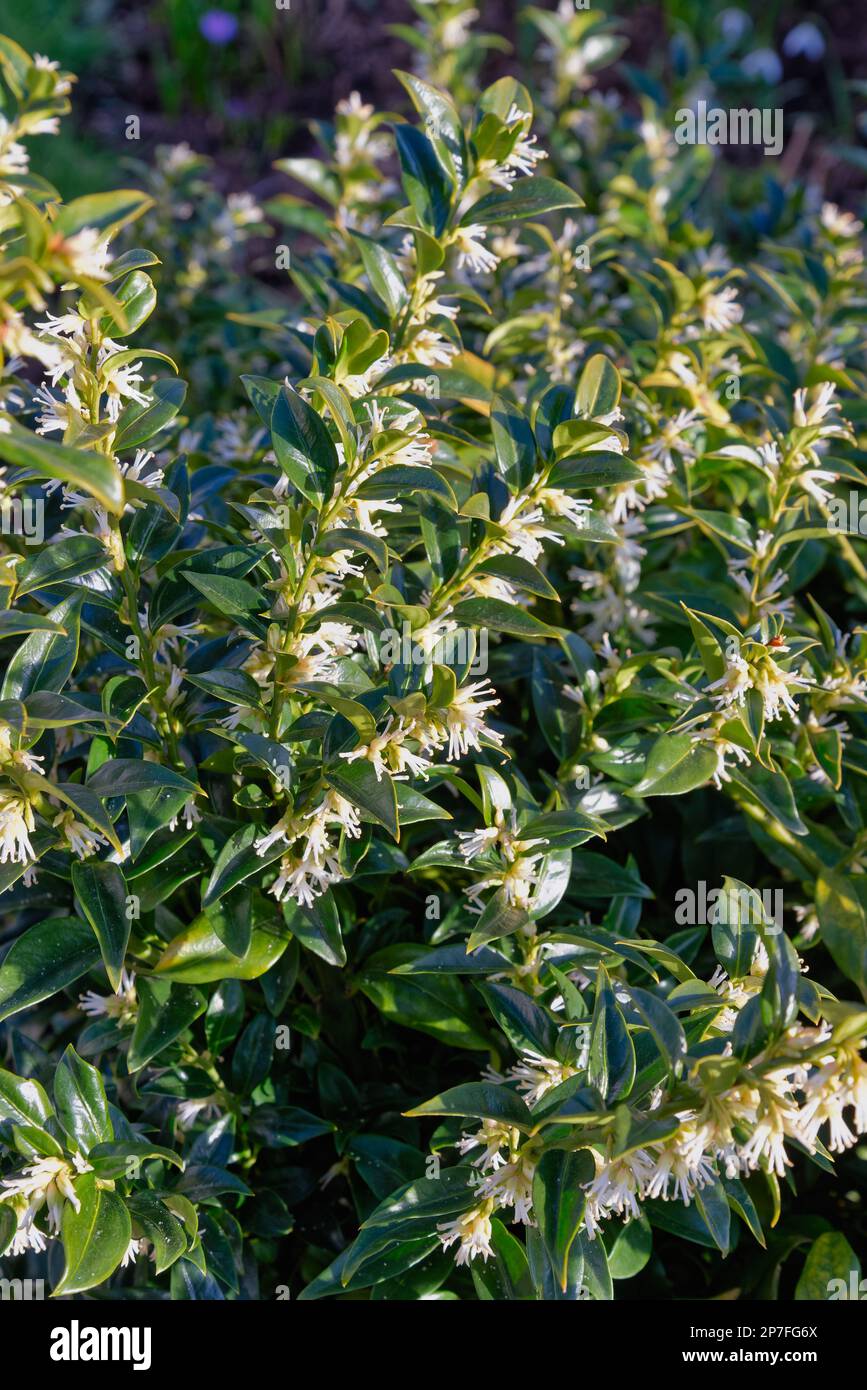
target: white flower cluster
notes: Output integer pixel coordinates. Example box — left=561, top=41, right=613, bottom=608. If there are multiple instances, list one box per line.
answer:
left=0, top=1151, right=89, bottom=1256
left=252, top=677, right=504, bottom=911
left=31, top=307, right=157, bottom=490
left=457, top=808, right=549, bottom=915
left=707, top=639, right=810, bottom=724
left=437, top=1015, right=867, bottom=1266
left=255, top=789, right=362, bottom=909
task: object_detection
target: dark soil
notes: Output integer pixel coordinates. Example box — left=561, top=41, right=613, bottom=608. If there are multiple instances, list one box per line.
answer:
left=12, top=1, right=867, bottom=203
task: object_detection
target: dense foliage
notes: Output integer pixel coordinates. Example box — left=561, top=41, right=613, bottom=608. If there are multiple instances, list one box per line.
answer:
left=1, top=9, right=866, bottom=1302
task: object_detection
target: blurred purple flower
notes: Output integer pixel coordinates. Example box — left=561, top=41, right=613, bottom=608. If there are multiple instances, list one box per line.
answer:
left=199, top=10, right=239, bottom=45
left=783, top=22, right=825, bottom=62
left=741, top=48, right=783, bottom=85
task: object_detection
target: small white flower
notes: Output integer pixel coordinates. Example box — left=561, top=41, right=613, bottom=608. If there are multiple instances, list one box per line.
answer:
left=799, top=467, right=838, bottom=506
left=267, top=847, right=345, bottom=908
left=101, top=359, right=152, bottom=421
left=176, top=1095, right=222, bottom=1131
left=758, top=440, right=780, bottom=472
left=0, top=791, right=36, bottom=864
left=478, top=1154, right=535, bottom=1223
left=34, top=381, right=85, bottom=435
left=584, top=1150, right=655, bottom=1235
left=160, top=141, right=197, bottom=173
left=53, top=809, right=108, bottom=860
left=57, top=226, right=111, bottom=281
left=168, top=797, right=202, bottom=832
left=4, top=1195, right=49, bottom=1255
left=456, top=825, right=500, bottom=860
left=737, top=1089, right=800, bottom=1177
left=34, top=53, right=72, bottom=96
left=403, top=327, right=458, bottom=367
left=691, top=728, right=751, bottom=789
left=495, top=498, right=563, bottom=564
left=0, top=723, right=44, bottom=774
left=707, top=653, right=753, bottom=711
left=643, top=1124, right=716, bottom=1204
left=644, top=409, right=702, bottom=468
left=457, top=1119, right=512, bottom=1170
left=121, top=448, right=165, bottom=490
left=339, top=717, right=422, bottom=783
left=441, top=7, right=478, bottom=50
left=452, top=224, right=500, bottom=275
left=442, top=680, right=504, bottom=761
left=336, top=91, right=374, bottom=120
left=509, top=1050, right=578, bottom=1106
left=0, top=115, right=29, bottom=176
left=437, top=1203, right=494, bottom=1265
left=752, top=649, right=810, bottom=722
left=1, top=1153, right=90, bottom=1236
left=700, top=285, right=743, bottom=333
left=79, top=969, right=138, bottom=1024
left=162, top=664, right=186, bottom=708
left=821, top=203, right=863, bottom=239
left=793, top=380, right=838, bottom=428
left=539, top=487, right=592, bottom=529
left=122, top=1236, right=153, bottom=1268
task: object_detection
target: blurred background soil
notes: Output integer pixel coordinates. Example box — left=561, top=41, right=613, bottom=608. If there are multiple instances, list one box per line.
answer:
left=0, top=0, right=863, bottom=205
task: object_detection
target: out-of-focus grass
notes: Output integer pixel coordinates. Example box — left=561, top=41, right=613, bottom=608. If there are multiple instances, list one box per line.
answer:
left=0, top=0, right=308, bottom=185
left=0, top=0, right=120, bottom=196
left=0, top=0, right=113, bottom=69
left=656, top=0, right=787, bottom=41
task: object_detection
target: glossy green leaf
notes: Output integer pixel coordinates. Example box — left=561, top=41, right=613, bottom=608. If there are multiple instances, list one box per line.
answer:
left=71, top=860, right=130, bottom=992
left=465, top=176, right=582, bottom=224
left=404, top=1082, right=534, bottom=1130
left=54, top=1045, right=113, bottom=1154
left=532, top=1148, right=595, bottom=1290
left=54, top=1172, right=131, bottom=1295
left=127, top=978, right=207, bottom=1072
left=0, top=917, right=100, bottom=1023
left=0, top=418, right=124, bottom=513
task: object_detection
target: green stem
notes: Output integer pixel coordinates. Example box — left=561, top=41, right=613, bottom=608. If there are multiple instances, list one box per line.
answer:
left=118, top=557, right=183, bottom=767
